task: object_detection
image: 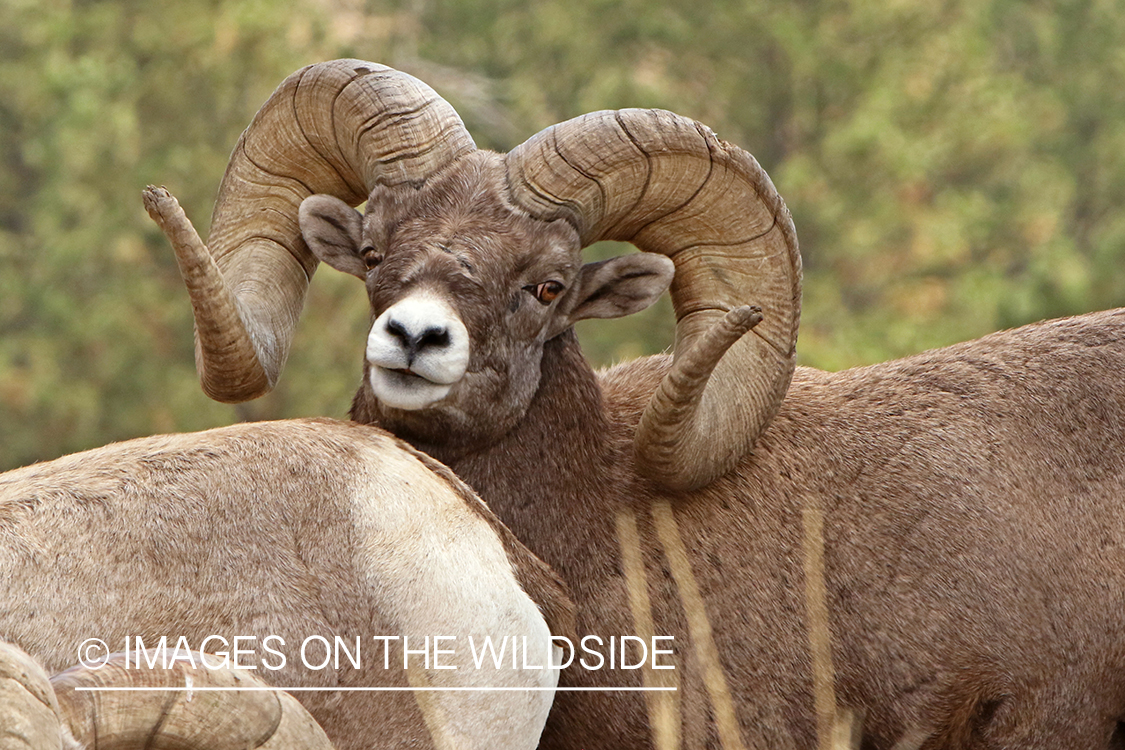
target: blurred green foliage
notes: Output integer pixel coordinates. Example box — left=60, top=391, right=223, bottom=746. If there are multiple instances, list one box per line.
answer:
left=3, top=0, right=1125, bottom=469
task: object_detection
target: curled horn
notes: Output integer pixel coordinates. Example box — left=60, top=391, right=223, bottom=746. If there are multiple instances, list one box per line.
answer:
left=506, top=109, right=801, bottom=491
left=145, top=59, right=476, bottom=402
left=50, top=651, right=334, bottom=749
left=0, top=641, right=61, bottom=750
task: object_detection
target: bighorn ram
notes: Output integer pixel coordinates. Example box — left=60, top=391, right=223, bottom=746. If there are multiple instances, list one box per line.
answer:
left=0, top=418, right=572, bottom=749
left=146, top=59, right=1125, bottom=749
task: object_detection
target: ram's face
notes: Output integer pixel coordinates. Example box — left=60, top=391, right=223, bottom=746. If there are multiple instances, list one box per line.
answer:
left=362, top=171, right=582, bottom=448
left=301, top=152, right=673, bottom=451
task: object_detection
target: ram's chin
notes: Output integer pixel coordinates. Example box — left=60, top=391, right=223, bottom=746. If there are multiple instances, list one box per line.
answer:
left=369, top=367, right=453, bottom=411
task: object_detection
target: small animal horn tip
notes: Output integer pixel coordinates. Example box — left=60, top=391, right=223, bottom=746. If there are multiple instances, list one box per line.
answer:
left=692, top=306, right=763, bottom=367
left=727, top=305, right=764, bottom=333
left=142, top=185, right=160, bottom=209
left=142, top=184, right=168, bottom=202
left=141, top=185, right=187, bottom=227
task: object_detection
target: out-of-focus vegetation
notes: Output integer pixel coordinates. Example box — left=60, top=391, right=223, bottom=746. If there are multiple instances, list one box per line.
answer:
left=3, top=0, right=1125, bottom=469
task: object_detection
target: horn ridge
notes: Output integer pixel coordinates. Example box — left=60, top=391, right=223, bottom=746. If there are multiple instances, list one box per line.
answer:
left=506, top=108, right=801, bottom=490
left=613, top=113, right=711, bottom=247
left=50, top=650, right=334, bottom=749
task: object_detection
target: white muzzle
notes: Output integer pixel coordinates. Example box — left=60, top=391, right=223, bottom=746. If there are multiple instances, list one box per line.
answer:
left=366, top=292, right=470, bottom=410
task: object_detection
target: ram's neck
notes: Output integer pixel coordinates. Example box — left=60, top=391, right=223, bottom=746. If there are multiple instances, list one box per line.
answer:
left=438, top=331, right=621, bottom=584
left=353, top=329, right=635, bottom=598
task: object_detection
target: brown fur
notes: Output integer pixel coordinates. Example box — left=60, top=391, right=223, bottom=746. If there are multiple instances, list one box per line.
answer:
left=0, top=418, right=573, bottom=749
left=308, top=154, right=1125, bottom=748
left=595, top=313, right=1125, bottom=749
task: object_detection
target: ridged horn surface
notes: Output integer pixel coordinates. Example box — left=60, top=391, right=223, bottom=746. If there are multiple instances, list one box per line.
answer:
left=146, top=59, right=476, bottom=402
left=0, top=641, right=61, bottom=750
left=506, top=109, right=801, bottom=491
left=50, top=651, right=335, bottom=749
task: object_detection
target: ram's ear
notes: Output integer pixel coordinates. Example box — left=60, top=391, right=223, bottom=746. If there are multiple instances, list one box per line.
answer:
left=569, top=253, right=675, bottom=321
left=300, top=195, right=366, bottom=278
left=551, top=252, right=674, bottom=336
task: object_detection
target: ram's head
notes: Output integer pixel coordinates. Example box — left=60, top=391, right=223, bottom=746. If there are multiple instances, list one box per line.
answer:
left=145, top=59, right=801, bottom=490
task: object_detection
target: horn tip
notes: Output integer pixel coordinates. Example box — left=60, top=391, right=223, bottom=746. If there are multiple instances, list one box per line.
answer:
left=727, top=305, right=764, bottom=335
left=142, top=184, right=189, bottom=235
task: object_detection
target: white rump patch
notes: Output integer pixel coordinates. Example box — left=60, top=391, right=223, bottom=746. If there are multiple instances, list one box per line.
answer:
left=349, top=447, right=559, bottom=749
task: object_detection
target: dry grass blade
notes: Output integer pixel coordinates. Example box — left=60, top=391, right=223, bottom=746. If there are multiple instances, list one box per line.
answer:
left=616, top=508, right=681, bottom=750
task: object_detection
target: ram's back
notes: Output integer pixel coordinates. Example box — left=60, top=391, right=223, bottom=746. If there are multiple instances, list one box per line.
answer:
left=598, top=308, right=1125, bottom=746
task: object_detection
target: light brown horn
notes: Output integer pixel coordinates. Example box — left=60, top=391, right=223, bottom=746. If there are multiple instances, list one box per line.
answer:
left=506, top=109, right=801, bottom=491
left=0, top=641, right=61, bottom=750
left=50, top=650, right=335, bottom=749
left=145, top=59, right=476, bottom=402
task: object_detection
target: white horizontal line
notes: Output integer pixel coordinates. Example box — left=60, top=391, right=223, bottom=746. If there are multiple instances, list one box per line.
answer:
left=74, top=686, right=676, bottom=693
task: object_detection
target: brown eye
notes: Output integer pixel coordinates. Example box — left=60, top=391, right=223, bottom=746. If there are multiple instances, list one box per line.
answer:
left=362, top=246, right=382, bottom=270
left=535, top=280, right=564, bottom=305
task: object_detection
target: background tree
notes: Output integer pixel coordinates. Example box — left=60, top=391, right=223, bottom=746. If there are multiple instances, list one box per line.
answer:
left=3, top=0, right=1125, bottom=469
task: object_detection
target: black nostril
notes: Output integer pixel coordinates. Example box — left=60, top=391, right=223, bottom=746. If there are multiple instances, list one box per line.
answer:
left=386, top=318, right=410, bottom=343
left=419, top=327, right=450, bottom=349
left=386, top=318, right=449, bottom=359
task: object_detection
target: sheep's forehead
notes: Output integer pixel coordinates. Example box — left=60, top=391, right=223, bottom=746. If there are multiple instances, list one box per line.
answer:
left=383, top=200, right=581, bottom=282
left=368, top=152, right=581, bottom=268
